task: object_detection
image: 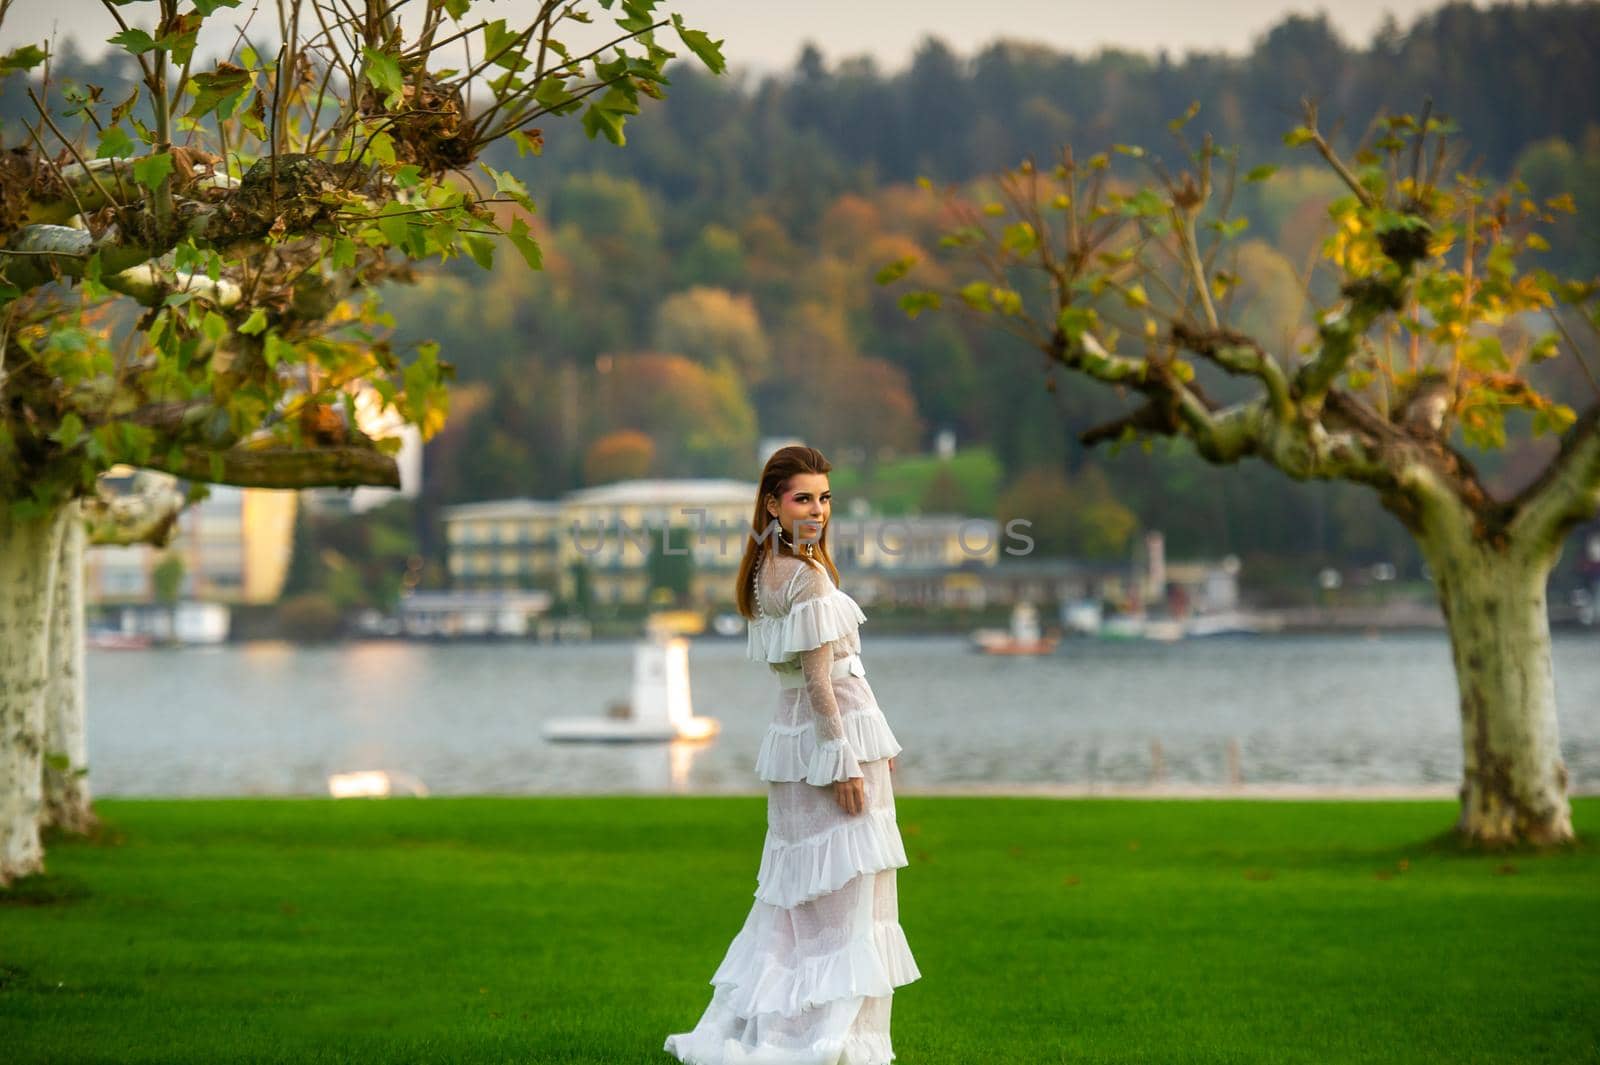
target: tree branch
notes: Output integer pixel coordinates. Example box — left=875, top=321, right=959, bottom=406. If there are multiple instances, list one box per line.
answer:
left=1291, top=277, right=1406, bottom=404
left=1062, top=330, right=1261, bottom=463
left=139, top=441, right=400, bottom=489
left=1507, top=401, right=1600, bottom=556
left=0, top=224, right=158, bottom=293
left=82, top=478, right=186, bottom=547
left=2, top=156, right=354, bottom=298
left=1172, top=322, right=1292, bottom=418
left=103, top=262, right=244, bottom=308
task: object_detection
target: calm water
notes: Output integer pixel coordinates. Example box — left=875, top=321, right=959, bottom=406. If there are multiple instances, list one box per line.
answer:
left=86, top=633, right=1600, bottom=796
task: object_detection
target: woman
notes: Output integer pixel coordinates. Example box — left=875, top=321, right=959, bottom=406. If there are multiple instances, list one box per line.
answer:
left=664, top=446, right=920, bottom=1065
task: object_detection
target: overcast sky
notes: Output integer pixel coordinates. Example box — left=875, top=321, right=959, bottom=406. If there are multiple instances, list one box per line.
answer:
left=3, top=0, right=1492, bottom=74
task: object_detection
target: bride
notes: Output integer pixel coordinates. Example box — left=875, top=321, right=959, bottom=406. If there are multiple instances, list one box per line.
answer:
left=664, top=445, right=920, bottom=1065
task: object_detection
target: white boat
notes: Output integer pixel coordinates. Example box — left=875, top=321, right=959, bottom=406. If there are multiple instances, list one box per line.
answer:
left=1096, top=613, right=1180, bottom=642
left=1090, top=609, right=1279, bottom=641
left=543, top=634, right=721, bottom=743
left=970, top=602, right=1060, bottom=655
left=1061, top=599, right=1103, bottom=636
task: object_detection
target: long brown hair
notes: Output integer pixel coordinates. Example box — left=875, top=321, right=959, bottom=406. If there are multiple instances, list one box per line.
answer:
left=734, top=445, right=842, bottom=619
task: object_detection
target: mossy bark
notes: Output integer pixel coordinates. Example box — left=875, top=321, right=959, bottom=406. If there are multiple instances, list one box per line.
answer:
left=1426, top=539, right=1573, bottom=845
left=0, top=503, right=69, bottom=884
left=42, top=500, right=96, bottom=836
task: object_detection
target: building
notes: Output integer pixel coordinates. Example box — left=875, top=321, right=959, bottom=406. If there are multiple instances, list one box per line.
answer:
left=442, top=498, right=565, bottom=590
left=438, top=481, right=1245, bottom=618
left=828, top=514, right=1004, bottom=570
left=441, top=479, right=757, bottom=607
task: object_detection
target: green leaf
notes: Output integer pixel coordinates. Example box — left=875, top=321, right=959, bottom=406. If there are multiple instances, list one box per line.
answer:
left=368, top=130, right=396, bottom=165
left=200, top=310, right=228, bottom=343
left=1117, top=188, right=1166, bottom=219
left=191, top=0, right=242, bottom=13
left=533, top=76, right=576, bottom=113
left=1283, top=127, right=1316, bottom=148
left=442, top=0, right=470, bottom=17
left=482, top=164, right=534, bottom=210
left=1463, top=335, right=1509, bottom=372
left=108, top=28, right=159, bottom=55
left=1485, top=241, right=1516, bottom=281
left=263, top=334, right=295, bottom=369
left=582, top=100, right=628, bottom=145
left=507, top=217, right=542, bottom=270
left=186, top=66, right=253, bottom=119
left=238, top=308, right=268, bottom=335
left=672, top=14, right=727, bottom=74
left=1209, top=217, right=1250, bottom=240
left=362, top=47, right=403, bottom=103
left=898, top=291, right=942, bottom=319
left=330, top=236, right=357, bottom=271
left=462, top=233, right=495, bottom=271
left=1245, top=164, right=1279, bottom=182
left=49, top=412, right=85, bottom=449
left=1166, top=101, right=1201, bottom=132
left=991, top=288, right=1023, bottom=315
left=132, top=152, right=174, bottom=191
left=82, top=254, right=110, bottom=301
left=0, top=44, right=49, bottom=73
left=1057, top=306, right=1099, bottom=345
left=582, top=83, right=643, bottom=146
left=875, top=256, right=918, bottom=286
left=173, top=239, right=203, bottom=275
left=1001, top=222, right=1037, bottom=256
left=95, top=126, right=136, bottom=159
left=959, top=281, right=993, bottom=312
left=481, top=20, right=529, bottom=72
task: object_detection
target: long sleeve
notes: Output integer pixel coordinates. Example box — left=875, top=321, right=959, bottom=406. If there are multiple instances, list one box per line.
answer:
left=799, top=638, right=864, bottom=786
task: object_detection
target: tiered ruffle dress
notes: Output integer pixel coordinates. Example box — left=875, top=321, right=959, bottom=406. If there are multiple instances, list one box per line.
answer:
left=664, top=551, right=920, bottom=1065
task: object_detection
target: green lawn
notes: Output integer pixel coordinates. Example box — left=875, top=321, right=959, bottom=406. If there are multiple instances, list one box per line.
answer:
left=3, top=797, right=1597, bottom=1064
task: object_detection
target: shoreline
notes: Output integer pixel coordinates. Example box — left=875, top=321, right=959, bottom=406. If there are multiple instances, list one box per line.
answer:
left=90, top=784, right=1600, bottom=802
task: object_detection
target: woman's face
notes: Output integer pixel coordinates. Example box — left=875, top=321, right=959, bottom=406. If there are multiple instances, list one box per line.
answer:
left=766, top=473, right=831, bottom=548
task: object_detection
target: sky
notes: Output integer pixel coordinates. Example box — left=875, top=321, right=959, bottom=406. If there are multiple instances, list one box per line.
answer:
left=3, top=0, right=1493, bottom=75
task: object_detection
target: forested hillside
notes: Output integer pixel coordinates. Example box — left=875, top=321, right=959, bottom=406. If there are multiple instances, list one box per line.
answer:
left=10, top=2, right=1599, bottom=584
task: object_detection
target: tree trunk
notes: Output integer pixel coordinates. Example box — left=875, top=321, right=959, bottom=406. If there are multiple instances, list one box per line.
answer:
left=0, top=503, right=69, bottom=885
left=1426, top=540, right=1573, bottom=846
left=42, top=500, right=97, bottom=836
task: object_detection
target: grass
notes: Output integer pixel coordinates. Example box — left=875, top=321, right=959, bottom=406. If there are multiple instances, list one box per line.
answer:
left=2, top=796, right=1598, bottom=1064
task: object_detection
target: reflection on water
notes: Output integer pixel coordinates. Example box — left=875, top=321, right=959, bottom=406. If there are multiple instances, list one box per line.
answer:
left=86, top=632, right=1600, bottom=796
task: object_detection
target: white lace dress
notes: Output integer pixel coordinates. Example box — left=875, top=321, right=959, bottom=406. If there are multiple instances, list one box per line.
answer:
left=664, top=551, right=921, bottom=1065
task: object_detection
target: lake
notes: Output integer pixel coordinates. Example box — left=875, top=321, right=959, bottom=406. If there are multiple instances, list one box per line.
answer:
left=86, top=632, right=1600, bottom=797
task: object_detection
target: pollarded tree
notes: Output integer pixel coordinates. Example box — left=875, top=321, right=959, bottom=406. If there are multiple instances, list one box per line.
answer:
left=0, top=0, right=724, bottom=884
left=883, top=103, right=1599, bottom=847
